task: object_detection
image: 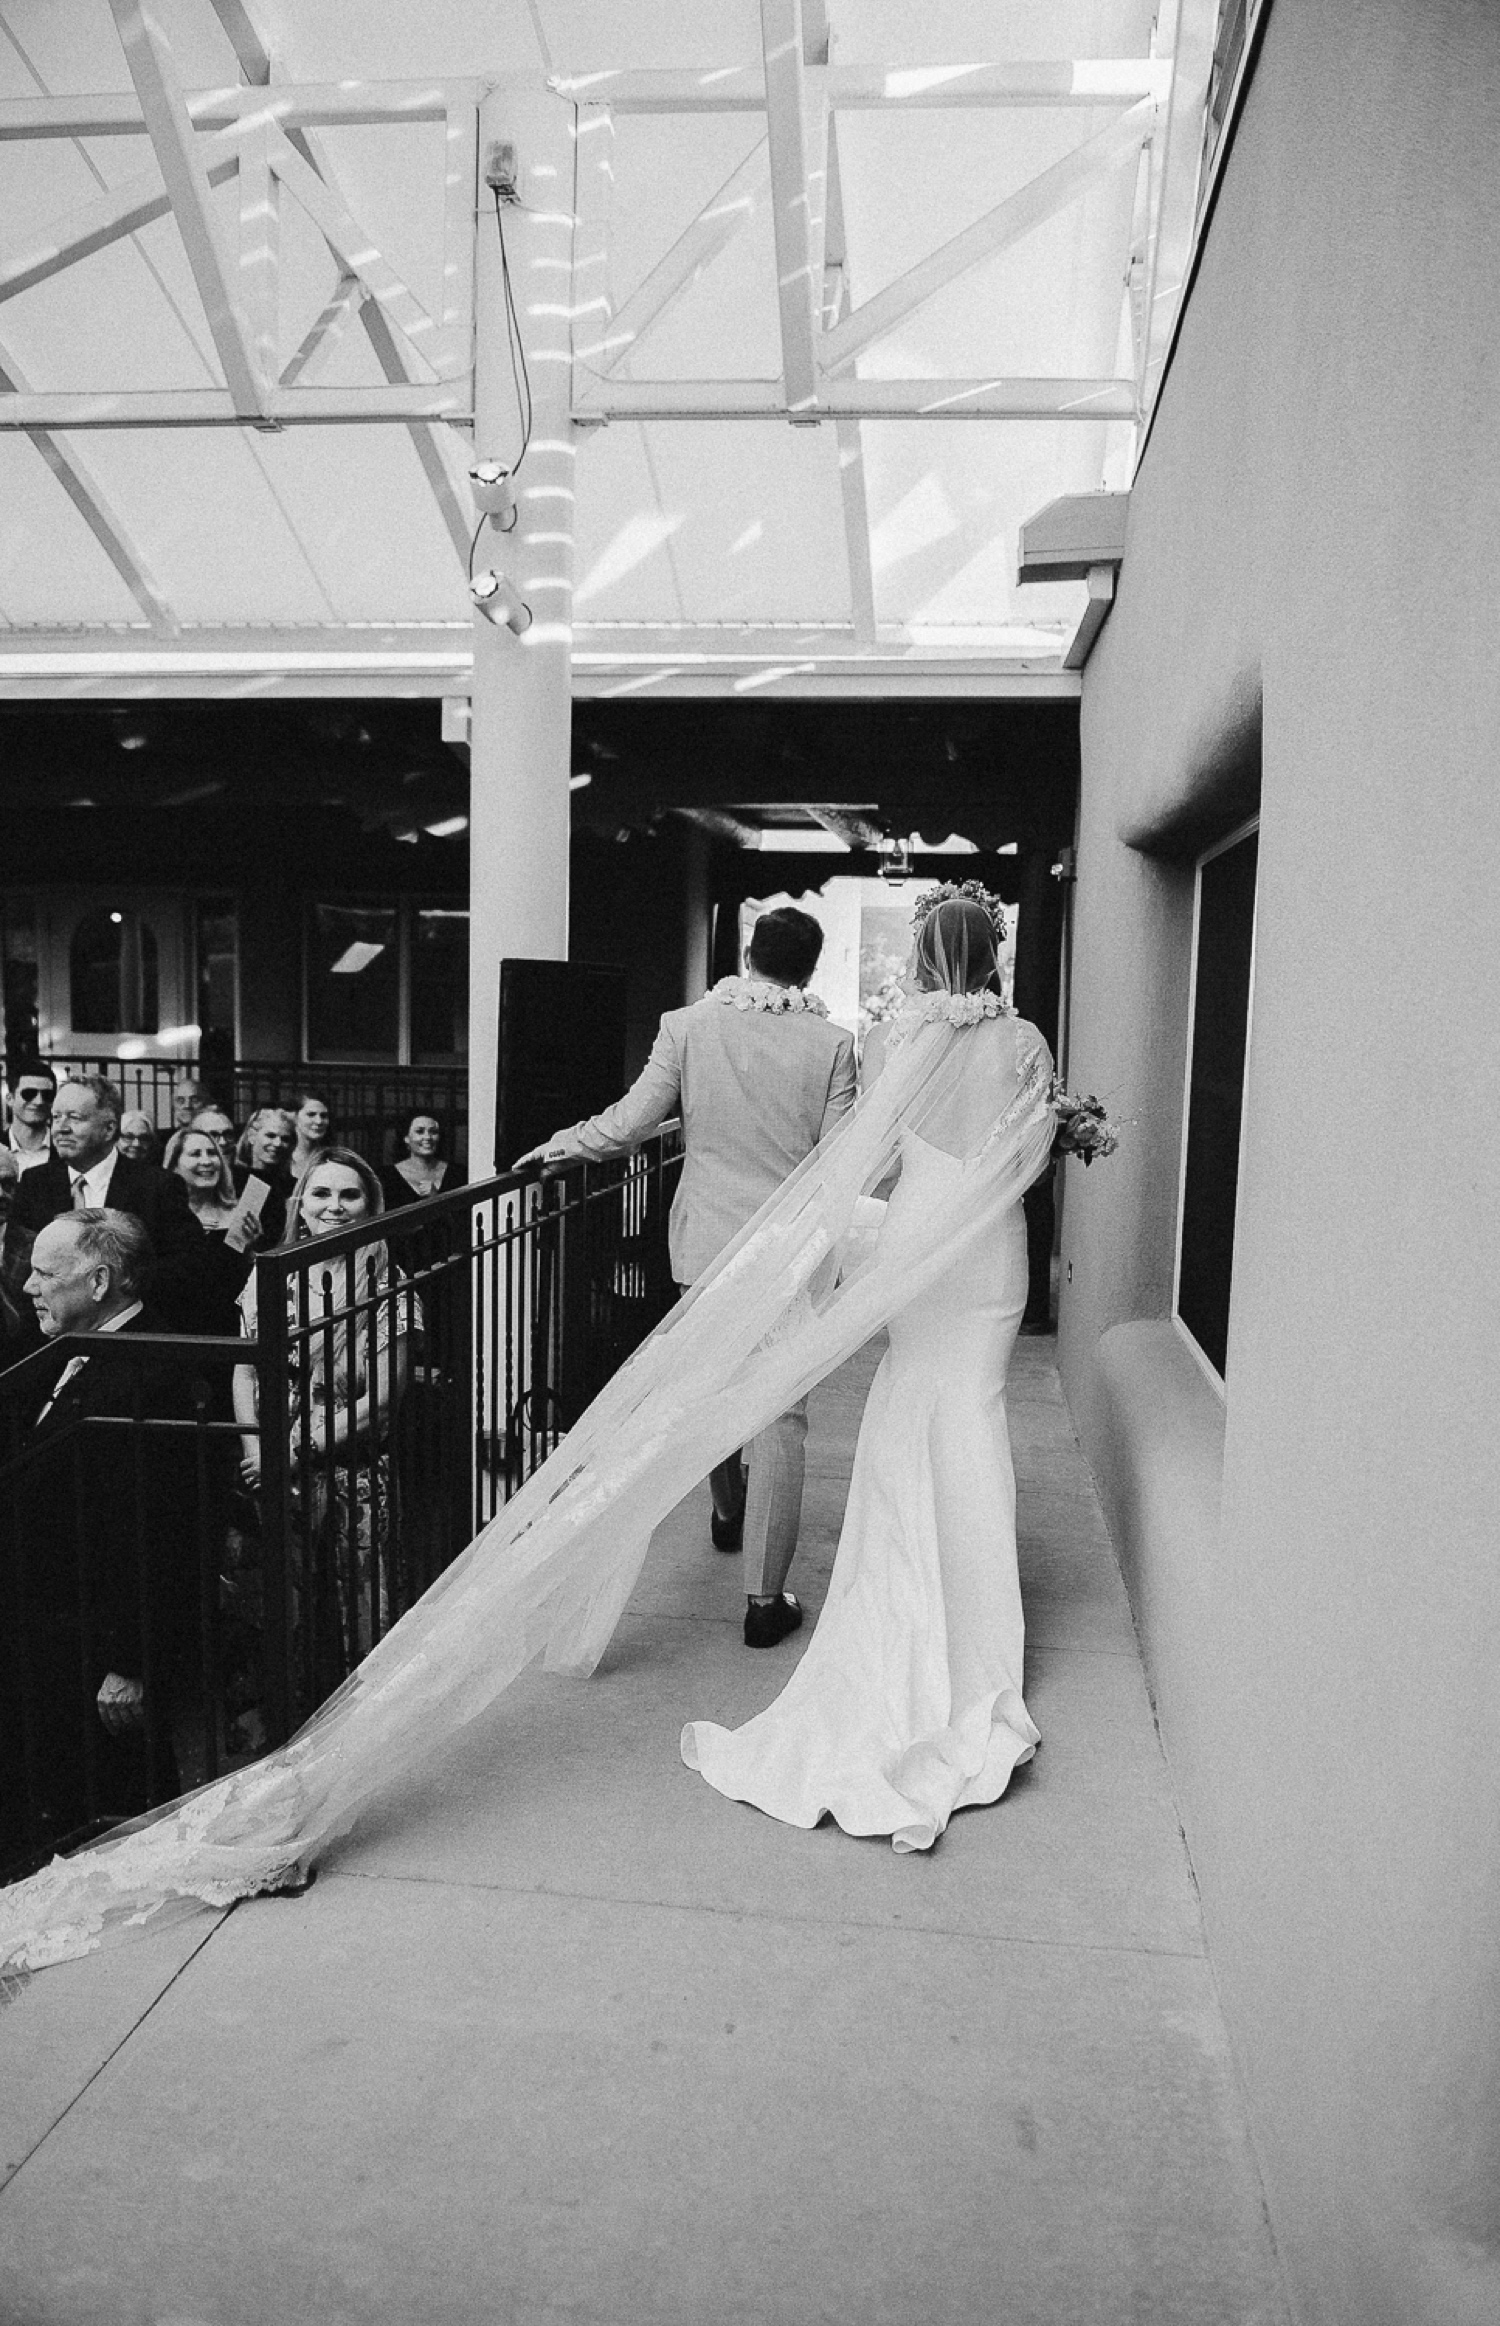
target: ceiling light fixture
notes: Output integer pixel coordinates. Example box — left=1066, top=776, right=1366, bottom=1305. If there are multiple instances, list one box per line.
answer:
left=469, top=459, right=517, bottom=529
left=470, top=570, right=533, bottom=635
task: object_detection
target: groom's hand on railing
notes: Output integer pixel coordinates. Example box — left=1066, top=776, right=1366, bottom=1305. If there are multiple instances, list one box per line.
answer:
left=513, top=1143, right=574, bottom=1175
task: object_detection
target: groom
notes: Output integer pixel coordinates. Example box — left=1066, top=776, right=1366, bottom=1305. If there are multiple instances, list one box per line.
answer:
left=517, top=907, right=856, bottom=1646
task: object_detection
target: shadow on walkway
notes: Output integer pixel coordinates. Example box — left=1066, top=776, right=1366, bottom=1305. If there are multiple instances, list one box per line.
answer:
left=0, top=1342, right=1287, bottom=2326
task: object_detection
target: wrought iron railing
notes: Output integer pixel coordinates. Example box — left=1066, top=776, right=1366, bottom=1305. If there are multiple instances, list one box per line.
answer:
left=0, top=1128, right=682, bottom=1873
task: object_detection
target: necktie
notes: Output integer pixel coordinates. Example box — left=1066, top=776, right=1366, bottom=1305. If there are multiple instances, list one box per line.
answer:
left=36, top=1352, right=88, bottom=1425
left=71, top=1173, right=88, bottom=1210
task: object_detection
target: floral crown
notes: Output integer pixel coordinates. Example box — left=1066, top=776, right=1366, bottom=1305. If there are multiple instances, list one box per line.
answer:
left=910, top=879, right=1008, bottom=942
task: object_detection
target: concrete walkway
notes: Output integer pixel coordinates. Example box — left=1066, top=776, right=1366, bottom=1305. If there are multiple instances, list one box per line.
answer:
left=0, top=1344, right=1287, bottom=2326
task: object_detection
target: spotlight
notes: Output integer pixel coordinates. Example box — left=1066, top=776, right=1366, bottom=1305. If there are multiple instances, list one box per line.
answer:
left=878, top=841, right=913, bottom=882
left=469, top=460, right=517, bottom=528
left=470, top=570, right=533, bottom=635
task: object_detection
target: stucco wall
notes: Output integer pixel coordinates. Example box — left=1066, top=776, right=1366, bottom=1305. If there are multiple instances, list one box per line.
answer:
left=1058, top=5, right=1500, bottom=2320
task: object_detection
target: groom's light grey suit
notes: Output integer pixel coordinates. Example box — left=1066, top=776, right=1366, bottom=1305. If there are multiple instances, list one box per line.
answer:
left=543, top=990, right=857, bottom=1596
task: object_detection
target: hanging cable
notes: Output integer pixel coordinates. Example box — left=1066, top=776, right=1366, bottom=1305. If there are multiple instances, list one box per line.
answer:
left=493, top=191, right=533, bottom=473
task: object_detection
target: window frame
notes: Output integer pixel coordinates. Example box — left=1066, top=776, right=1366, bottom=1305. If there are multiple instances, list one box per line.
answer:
left=303, top=893, right=468, bottom=1067
left=1172, top=814, right=1259, bottom=1392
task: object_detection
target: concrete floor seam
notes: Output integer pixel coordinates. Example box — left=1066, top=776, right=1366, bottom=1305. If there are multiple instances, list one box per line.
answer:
left=312, top=1864, right=1210, bottom=1961
left=0, top=1910, right=228, bottom=2198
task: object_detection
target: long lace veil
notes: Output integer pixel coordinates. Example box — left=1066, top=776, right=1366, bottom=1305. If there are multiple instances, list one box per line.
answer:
left=0, top=990, right=1055, bottom=1972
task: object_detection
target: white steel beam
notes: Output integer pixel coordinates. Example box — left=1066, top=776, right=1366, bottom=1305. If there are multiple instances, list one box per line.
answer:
left=550, top=62, right=1171, bottom=113
left=1062, top=564, right=1115, bottom=668
left=360, top=299, right=473, bottom=569
left=575, top=136, right=769, bottom=379
left=835, top=418, right=877, bottom=651
left=570, top=377, right=1136, bottom=420
left=267, top=132, right=455, bottom=378
left=0, top=83, right=477, bottom=139
left=277, top=270, right=363, bottom=388
left=0, top=385, right=471, bottom=427
left=0, top=623, right=1082, bottom=679
left=0, top=346, right=177, bottom=632
left=570, top=102, right=616, bottom=380
left=1139, top=0, right=1218, bottom=416
left=820, top=108, right=877, bottom=651
left=237, top=123, right=279, bottom=387
left=209, top=0, right=271, bottom=85
left=822, top=96, right=1159, bottom=375
left=759, top=0, right=818, bottom=417
left=439, top=99, right=478, bottom=344
left=0, top=132, right=249, bottom=306
left=109, top=0, right=268, bottom=417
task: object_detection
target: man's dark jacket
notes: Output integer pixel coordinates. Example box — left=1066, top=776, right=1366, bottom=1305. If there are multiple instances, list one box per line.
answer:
left=13, top=1153, right=208, bottom=1330
left=0, top=1303, right=200, bottom=1844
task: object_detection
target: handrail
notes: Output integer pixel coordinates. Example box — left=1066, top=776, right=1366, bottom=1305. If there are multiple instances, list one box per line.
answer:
left=0, top=1123, right=684, bottom=1872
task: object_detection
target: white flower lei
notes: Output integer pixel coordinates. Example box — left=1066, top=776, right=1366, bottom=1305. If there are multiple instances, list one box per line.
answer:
left=886, top=988, right=1012, bottom=1046
left=710, top=976, right=829, bottom=1017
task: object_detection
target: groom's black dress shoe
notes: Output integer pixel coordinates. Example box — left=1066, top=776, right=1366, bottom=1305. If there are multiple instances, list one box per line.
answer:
left=710, top=1503, right=744, bottom=1550
left=744, top=1593, right=803, bottom=1649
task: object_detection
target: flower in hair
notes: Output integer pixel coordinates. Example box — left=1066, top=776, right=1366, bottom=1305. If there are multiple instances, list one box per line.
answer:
left=910, top=880, right=1008, bottom=940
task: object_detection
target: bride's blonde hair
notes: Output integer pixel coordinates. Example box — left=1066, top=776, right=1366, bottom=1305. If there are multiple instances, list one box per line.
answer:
left=912, top=896, right=1002, bottom=995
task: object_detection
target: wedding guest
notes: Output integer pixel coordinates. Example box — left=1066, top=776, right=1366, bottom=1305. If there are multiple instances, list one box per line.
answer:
left=4, top=1210, right=198, bottom=1844
left=0, top=1149, right=26, bottom=1350
left=378, top=1110, right=464, bottom=1211
left=234, top=1149, right=413, bottom=1675
left=118, top=1110, right=159, bottom=1164
left=289, top=1091, right=333, bottom=1180
left=171, top=1081, right=212, bottom=1134
left=5, top=1061, right=55, bottom=1175
left=170, top=1127, right=258, bottom=1333
left=174, top=1126, right=239, bottom=1230
left=12, top=1076, right=207, bottom=1334
left=234, top=1107, right=296, bottom=1248
left=165, top=1102, right=237, bottom=1175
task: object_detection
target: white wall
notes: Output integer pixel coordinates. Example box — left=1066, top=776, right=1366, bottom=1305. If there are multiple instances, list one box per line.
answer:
left=1058, top=5, right=1500, bottom=2320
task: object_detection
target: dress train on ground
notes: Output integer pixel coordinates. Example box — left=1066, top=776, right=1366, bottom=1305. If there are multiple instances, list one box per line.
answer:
left=683, top=1137, right=1038, bottom=1851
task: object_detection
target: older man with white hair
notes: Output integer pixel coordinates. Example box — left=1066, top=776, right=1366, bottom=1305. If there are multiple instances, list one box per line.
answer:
left=4, top=1209, right=198, bottom=1843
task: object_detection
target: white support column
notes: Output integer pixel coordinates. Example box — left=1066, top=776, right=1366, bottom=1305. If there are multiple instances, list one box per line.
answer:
left=468, top=81, right=577, bottom=1175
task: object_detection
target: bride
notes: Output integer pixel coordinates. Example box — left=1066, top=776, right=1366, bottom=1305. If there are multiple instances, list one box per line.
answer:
left=0, top=894, right=1056, bottom=1971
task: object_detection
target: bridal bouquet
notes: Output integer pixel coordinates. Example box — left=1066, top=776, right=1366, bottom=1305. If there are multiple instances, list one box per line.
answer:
left=1049, top=1079, right=1121, bottom=1166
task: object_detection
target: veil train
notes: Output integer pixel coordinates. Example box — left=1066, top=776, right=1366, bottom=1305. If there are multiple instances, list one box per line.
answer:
left=0, top=1012, right=1055, bottom=1973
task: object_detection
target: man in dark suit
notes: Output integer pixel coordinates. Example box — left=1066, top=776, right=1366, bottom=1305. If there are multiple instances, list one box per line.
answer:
left=1, top=1210, right=198, bottom=1852
left=11, top=1073, right=208, bottom=1332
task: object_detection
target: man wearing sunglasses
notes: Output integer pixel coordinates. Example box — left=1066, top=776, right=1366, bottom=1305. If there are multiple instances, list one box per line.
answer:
left=5, top=1061, right=56, bottom=1175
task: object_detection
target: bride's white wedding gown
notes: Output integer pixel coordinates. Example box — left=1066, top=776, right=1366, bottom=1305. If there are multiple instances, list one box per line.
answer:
left=683, top=1122, right=1038, bottom=1852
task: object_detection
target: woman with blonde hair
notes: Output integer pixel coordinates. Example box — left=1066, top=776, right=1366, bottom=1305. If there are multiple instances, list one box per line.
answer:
left=233, top=1148, right=413, bottom=1678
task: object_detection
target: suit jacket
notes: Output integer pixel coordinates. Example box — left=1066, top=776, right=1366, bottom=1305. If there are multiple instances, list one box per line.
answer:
left=13, top=1152, right=208, bottom=1331
left=551, top=993, right=857, bottom=1284
left=1, top=1304, right=198, bottom=1836
left=14, top=1303, right=199, bottom=1677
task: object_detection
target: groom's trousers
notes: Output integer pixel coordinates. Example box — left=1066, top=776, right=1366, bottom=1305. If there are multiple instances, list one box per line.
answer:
left=739, top=1398, right=810, bottom=1598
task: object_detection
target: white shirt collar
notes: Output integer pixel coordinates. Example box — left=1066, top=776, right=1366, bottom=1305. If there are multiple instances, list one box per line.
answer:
left=95, top=1300, right=144, bottom=1334
left=70, top=1146, right=120, bottom=1205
